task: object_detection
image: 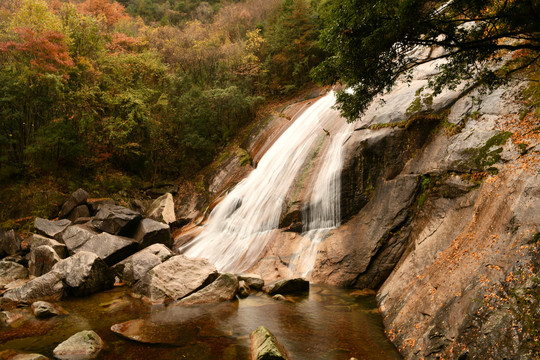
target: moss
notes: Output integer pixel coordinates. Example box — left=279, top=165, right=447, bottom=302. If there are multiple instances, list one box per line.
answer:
left=237, top=148, right=252, bottom=167
left=463, top=131, right=512, bottom=169
left=518, top=143, right=529, bottom=155
left=416, top=174, right=437, bottom=207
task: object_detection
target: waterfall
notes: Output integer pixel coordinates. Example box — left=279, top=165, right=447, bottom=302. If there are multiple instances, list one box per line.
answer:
left=180, top=91, right=353, bottom=275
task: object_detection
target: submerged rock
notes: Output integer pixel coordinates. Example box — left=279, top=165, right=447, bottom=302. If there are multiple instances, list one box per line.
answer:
left=112, top=244, right=172, bottom=285
left=132, top=255, right=218, bottom=304
left=53, top=330, right=104, bottom=360
left=0, top=350, right=49, bottom=360
left=0, top=260, right=28, bottom=287
left=52, top=252, right=114, bottom=297
left=111, top=319, right=199, bottom=346
left=34, top=218, right=71, bottom=241
left=133, top=218, right=172, bottom=250
left=59, top=188, right=89, bottom=218
left=3, top=271, right=65, bottom=303
left=147, top=193, right=176, bottom=224
left=250, top=326, right=289, bottom=360
left=176, top=273, right=238, bottom=305
left=31, top=301, right=62, bottom=319
left=0, top=229, right=21, bottom=258
left=264, top=278, right=309, bottom=295
left=91, top=205, right=142, bottom=236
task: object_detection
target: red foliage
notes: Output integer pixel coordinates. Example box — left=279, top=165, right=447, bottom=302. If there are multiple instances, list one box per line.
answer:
left=0, top=27, right=74, bottom=75
left=78, top=0, right=130, bottom=27
left=107, top=33, right=145, bottom=53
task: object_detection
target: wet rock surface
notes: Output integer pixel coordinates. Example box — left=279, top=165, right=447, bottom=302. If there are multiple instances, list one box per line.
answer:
left=264, top=278, right=309, bottom=295
left=250, top=326, right=289, bottom=360
left=110, top=319, right=199, bottom=346
left=31, top=301, right=62, bottom=319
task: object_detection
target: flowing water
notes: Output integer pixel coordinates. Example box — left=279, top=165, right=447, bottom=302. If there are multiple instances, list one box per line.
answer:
left=181, top=92, right=354, bottom=276
left=0, top=286, right=401, bottom=359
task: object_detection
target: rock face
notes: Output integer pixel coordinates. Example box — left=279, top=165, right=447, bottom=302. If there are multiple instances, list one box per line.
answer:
left=59, top=188, right=89, bottom=218
left=264, top=278, right=309, bottom=295
left=0, top=260, right=28, bottom=287
left=147, top=193, right=176, bottom=224
left=34, top=218, right=71, bottom=241
left=29, top=245, right=62, bottom=277
left=67, top=232, right=138, bottom=266
left=91, top=205, right=142, bottom=236
left=177, top=273, right=238, bottom=305
left=250, top=326, right=289, bottom=360
left=132, top=255, right=218, bottom=303
left=52, top=252, right=114, bottom=296
left=133, top=218, right=172, bottom=250
left=3, top=271, right=65, bottom=303
left=0, top=229, right=21, bottom=257
left=112, top=244, right=172, bottom=285
left=53, top=330, right=104, bottom=360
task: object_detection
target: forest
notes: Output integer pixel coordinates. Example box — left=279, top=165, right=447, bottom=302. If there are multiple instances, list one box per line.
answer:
left=0, top=0, right=538, bottom=227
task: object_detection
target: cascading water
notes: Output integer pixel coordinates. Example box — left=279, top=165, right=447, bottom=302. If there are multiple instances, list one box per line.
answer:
left=180, top=91, right=354, bottom=276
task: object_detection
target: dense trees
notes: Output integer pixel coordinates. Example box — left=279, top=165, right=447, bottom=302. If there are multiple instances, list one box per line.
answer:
left=0, top=0, right=323, bottom=186
left=313, top=0, right=540, bottom=121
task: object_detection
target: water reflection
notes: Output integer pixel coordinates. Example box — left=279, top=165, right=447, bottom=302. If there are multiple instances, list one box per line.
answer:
left=0, top=285, right=401, bottom=359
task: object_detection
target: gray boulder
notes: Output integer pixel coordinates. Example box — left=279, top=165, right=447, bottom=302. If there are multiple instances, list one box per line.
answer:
left=29, top=245, right=62, bottom=277
left=238, top=273, right=265, bottom=291
left=147, top=193, right=176, bottom=224
left=70, top=232, right=138, bottom=266
left=34, top=218, right=71, bottom=241
left=3, top=271, right=65, bottom=303
left=176, top=273, right=239, bottom=305
left=132, top=255, right=218, bottom=304
left=264, top=278, right=309, bottom=295
left=133, top=218, right=172, bottom=250
left=61, top=225, right=99, bottom=255
left=0, top=260, right=28, bottom=287
left=67, top=205, right=90, bottom=222
left=53, top=330, right=104, bottom=360
left=28, top=234, right=67, bottom=258
left=112, top=244, right=172, bottom=285
left=87, top=198, right=115, bottom=214
left=31, top=300, right=62, bottom=319
left=52, top=252, right=114, bottom=297
left=92, top=205, right=142, bottom=236
left=0, top=229, right=21, bottom=257
left=250, top=326, right=290, bottom=360
left=59, top=188, right=89, bottom=218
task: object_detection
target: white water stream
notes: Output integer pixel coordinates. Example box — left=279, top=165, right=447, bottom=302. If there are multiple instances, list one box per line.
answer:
left=180, top=92, right=354, bottom=275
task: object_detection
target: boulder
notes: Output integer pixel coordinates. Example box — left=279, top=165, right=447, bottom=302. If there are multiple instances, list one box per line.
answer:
left=52, top=252, right=114, bottom=297
left=176, top=273, right=239, bottom=305
left=53, top=330, right=104, bottom=360
left=0, top=260, right=28, bottom=287
left=112, top=244, right=172, bottom=285
left=86, top=198, right=115, bottom=215
left=238, top=280, right=250, bottom=298
left=2, top=254, right=26, bottom=266
left=133, top=218, right=172, bottom=250
left=67, top=205, right=90, bottom=222
left=132, top=255, right=218, bottom=304
left=34, top=218, right=71, bottom=241
left=147, top=193, right=176, bottom=224
left=29, top=245, right=62, bottom=277
left=61, top=225, right=99, bottom=255
left=91, top=205, right=142, bottom=236
left=68, top=232, right=138, bottom=266
left=250, top=326, right=289, bottom=360
left=0, top=229, right=21, bottom=257
left=264, top=278, right=309, bottom=295
left=237, top=274, right=265, bottom=291
left=28, top=234, right=67, bottom=258
left=59, top=188, right=89, bottom=218
left=31, top=301, right=62, bottom=319
left=3, top=271, right=65, bottom=303
left=10, top=353, right=49, bottom=360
